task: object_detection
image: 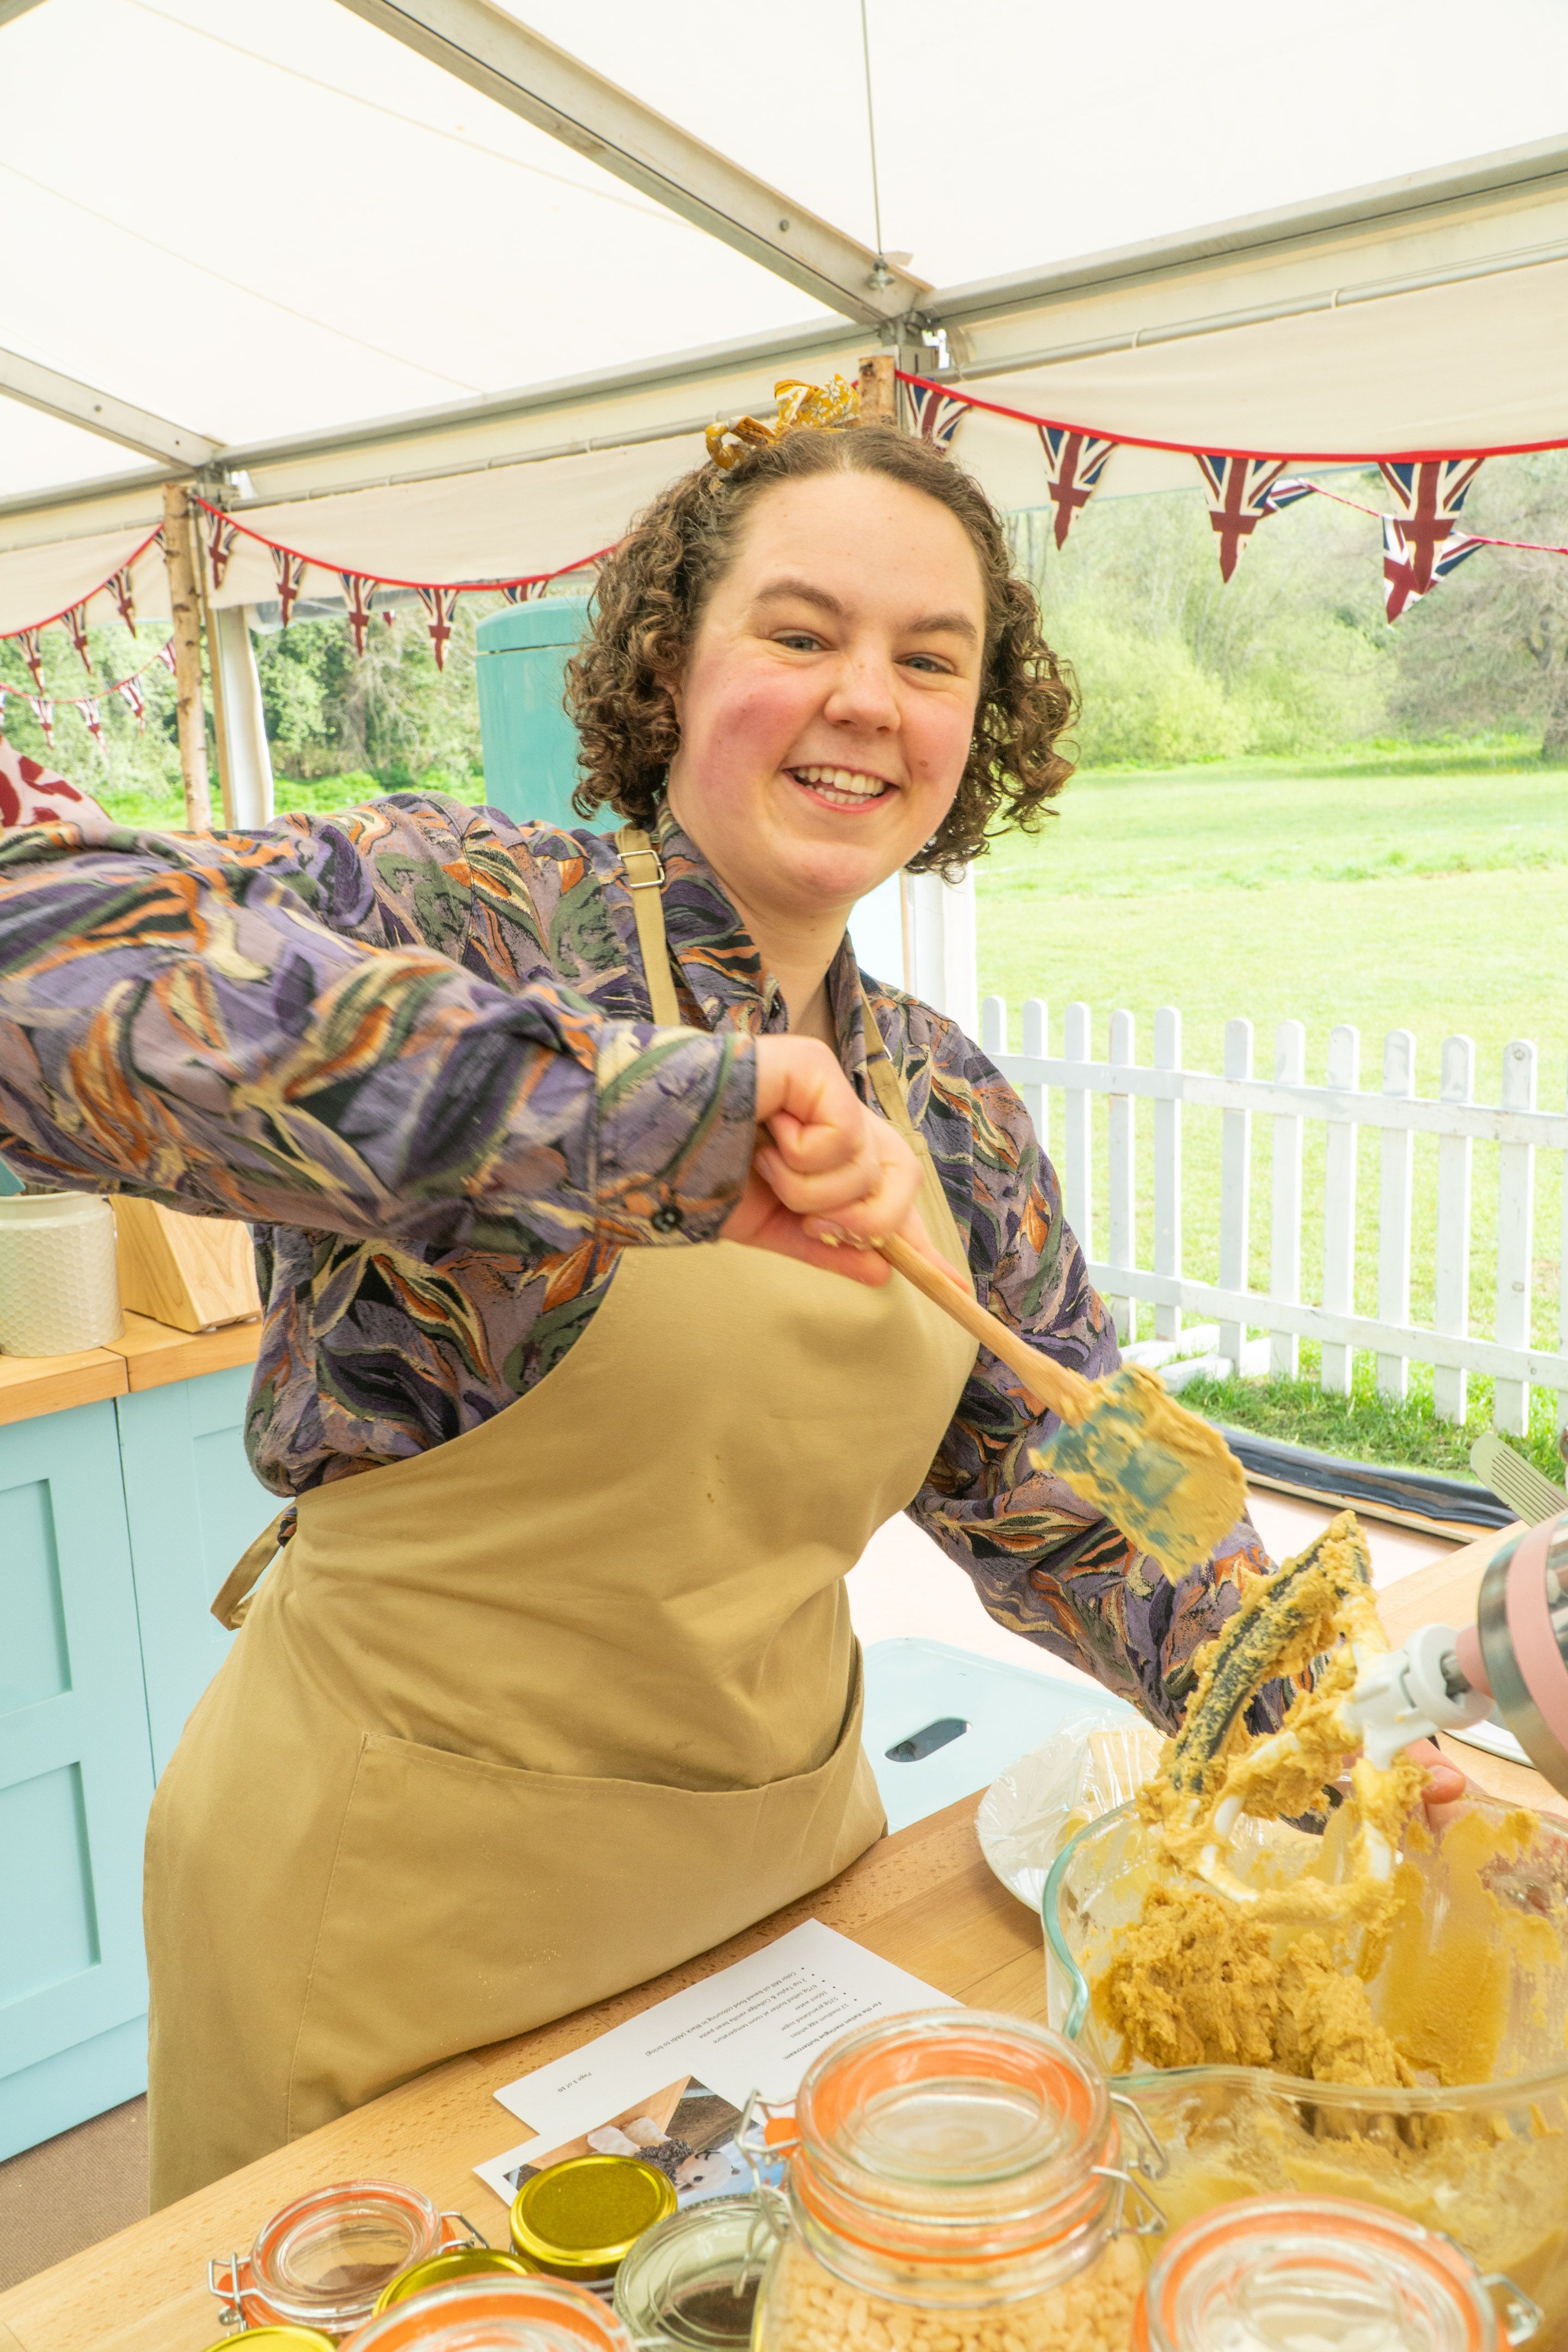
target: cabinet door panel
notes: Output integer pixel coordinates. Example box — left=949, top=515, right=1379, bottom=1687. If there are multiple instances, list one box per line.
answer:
left=117, top=1368, right=277, bottom=1776
left=0, top=1404, right=153, bottom=2151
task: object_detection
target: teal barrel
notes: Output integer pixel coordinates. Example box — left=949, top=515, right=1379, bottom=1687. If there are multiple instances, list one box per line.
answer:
left=474, top=595, right=610, bottom=831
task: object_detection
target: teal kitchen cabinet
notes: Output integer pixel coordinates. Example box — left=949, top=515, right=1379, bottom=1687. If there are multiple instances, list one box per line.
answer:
left=0, top=1350, right=275, bottom=2156
left=0, top=1402, right=156, bottom=2161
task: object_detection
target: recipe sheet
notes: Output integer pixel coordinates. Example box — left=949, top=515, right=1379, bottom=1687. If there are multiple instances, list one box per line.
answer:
left=473, top=1919, right=953, bottom=2208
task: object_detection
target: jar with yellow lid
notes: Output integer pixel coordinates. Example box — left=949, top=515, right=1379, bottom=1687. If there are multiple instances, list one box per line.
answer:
left=1131, top=2195, right=1542, bottom=2352
left=374, top=2246, right=535, bottom=2313
left=199, top=2331, right=336, bottom=2352
left=342, top=2271, right=638, bottom=2351
left=208, top=2180, right=483, bottom=2337
left=752, top=2008, right=1166, bottom=2352
left=511, top=2154, right=678, bottom=2292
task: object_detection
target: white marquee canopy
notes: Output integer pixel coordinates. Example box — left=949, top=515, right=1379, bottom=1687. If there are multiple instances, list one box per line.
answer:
left=3, top=0, right=1567, bottom=691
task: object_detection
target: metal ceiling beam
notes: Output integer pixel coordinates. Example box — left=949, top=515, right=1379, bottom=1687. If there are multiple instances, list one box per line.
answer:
left=330, top=0, right=927, bottom=326
left=0, top=346, right=223, bottom=464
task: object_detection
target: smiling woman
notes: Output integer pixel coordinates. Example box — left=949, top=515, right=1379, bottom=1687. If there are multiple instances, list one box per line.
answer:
left=0, top=400, right=1293, bottom=2216
left=568, top=420, right=1075, bottom=879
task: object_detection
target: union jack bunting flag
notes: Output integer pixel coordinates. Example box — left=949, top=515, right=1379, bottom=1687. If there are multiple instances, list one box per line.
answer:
left=340, top=572, right=379, bottom=657
left=416, top=585, right=460, bottom=670
left=156, top=638, right=178, bottom=674
left=64, top=602, right=93, bottom=675
left=1379, top=460, right=1485, bottom=598
left=15, top=629, right=46, bottom=694
left=207, top=512, right=240, bottom=590
left=107, top=566, right=137, bottom=633
left=273, top=547, right=309, bottom=628
left=907, top=384, right=969, bottom=451
left=1193, top=453, right=1294, bottom=579
left=80, top=696, right=104, bottom=746
left=1038, top=426, right=1117, bottom=548
left=33, top=696, right=55, bottom=749
left=1382, top=516, right=1486, bottom=622
left=502, top=580, right=540, bottom=604
left=117, top=674, right=147, bottom=730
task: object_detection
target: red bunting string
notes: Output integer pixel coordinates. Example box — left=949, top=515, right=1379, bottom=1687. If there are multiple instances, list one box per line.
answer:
left=189, top=495, right=609, bottom=656
left=0, top=638, right=177, bottom=742
left=897, top=370, right=1568, bottom=610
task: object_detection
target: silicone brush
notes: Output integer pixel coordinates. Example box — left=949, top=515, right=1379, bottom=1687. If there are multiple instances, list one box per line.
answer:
left=873, top=1232, right=1246, bottom=1582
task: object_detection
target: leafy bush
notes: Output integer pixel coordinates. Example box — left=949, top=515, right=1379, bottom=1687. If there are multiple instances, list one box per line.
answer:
left=1060, top=611, right=1249, bottom=765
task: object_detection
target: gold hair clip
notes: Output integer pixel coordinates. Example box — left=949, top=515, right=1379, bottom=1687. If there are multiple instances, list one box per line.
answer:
left=705, top=375, right=861, bottom=470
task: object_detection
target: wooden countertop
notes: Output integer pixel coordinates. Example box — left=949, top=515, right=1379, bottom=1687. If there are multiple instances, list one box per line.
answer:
left=0, top=1311, right=260, bottom=1425
left=0, top=1526, right=1553, bottom=2352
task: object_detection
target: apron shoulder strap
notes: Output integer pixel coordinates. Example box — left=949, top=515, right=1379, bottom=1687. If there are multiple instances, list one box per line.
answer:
left=858, top=977, right=972, bottom=1291
left=859, top=978, right=923, bottom=1152
left=613, top=835, right=927, bottom=1169
left=616, top=823, right=682, bottom=1027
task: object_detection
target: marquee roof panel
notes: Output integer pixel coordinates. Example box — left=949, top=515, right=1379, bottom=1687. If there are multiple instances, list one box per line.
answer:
left=2, top=0, right=1566, bottom=623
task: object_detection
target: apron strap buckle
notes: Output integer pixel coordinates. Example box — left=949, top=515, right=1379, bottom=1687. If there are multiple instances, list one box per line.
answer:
left=211, top=1507, right=292, bottom=1631
left=618, top=829, right=666, bottom=890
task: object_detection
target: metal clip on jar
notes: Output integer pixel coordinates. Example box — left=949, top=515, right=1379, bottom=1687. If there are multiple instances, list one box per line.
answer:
left=511, top=2154, right=679, bottom=2292
left=1131, top=2196, right=1543, bottom=2352
left=344, top=2272, right=640, bottom=2352
left=750, top=2008, right=1167, bottom=2352
left=207, top=2180, right=485, bottom=2337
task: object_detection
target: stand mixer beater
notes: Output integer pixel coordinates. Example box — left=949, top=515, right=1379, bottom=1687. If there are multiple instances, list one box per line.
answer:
left=1347, top=1510, right=1568, bottom=1791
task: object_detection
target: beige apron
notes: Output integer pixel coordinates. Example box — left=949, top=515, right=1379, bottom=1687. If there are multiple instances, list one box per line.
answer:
left=143, top=831, right=977, bottom=2207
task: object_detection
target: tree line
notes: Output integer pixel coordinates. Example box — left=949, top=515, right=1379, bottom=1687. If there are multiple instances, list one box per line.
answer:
left=2, top=452, right=1565, bottom=819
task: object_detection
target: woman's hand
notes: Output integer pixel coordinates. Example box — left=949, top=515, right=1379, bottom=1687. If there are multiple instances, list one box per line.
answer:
left=1406, top=1735, right=1472, bottom=1832
left=721, top=1036, right=930, bottom=1285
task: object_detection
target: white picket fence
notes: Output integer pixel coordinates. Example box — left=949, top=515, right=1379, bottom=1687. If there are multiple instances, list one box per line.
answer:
left=979, top=1000, right=1568, bottom=1437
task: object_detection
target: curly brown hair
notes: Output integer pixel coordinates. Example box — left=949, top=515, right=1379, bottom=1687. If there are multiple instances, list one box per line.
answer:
left=565, top=419, right=1076, bottom=874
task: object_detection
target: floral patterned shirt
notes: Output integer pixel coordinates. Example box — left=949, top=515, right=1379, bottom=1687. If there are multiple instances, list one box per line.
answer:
left=0, top=793, right=1273, bottom=1731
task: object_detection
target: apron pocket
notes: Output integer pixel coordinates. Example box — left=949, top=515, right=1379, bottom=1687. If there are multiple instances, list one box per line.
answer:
left=286, top=1651, right=884, bottom=2140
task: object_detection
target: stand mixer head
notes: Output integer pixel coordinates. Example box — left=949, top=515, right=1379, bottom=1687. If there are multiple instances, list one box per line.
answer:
left=1347, top=1510, right=1568, bottom=1793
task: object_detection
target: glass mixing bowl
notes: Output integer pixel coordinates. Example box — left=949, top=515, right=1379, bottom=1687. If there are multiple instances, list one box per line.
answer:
left=1043, top=1795, right=1568, bottom=2350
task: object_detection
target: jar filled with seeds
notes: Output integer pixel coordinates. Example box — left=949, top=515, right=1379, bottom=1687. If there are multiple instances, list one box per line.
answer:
left=1130, top=2195, right=1541, bottom=2352
left=752, top=2009, right=1163, bottom=2352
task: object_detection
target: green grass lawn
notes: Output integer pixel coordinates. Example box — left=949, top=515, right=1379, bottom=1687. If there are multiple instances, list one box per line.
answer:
left=974, top=742, right=1568, bottom=1478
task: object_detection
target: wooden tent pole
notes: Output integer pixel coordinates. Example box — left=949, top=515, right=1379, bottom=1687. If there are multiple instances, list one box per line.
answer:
left=857, top=351, right=897, bottom=423
left=162, top=480, right=212, bottom=830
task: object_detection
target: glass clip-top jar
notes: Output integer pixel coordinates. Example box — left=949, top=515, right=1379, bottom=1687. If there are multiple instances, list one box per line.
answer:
left=340, top=2270, right=639, bottom=2352
left=1131, top=2196, right=1543, bottom=2352
left=613, top=2194, right=778, bottom=2352
left=744, top=2007, right=1167, bottom=2352
left=208, top=2179, right=486, bottom=2338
